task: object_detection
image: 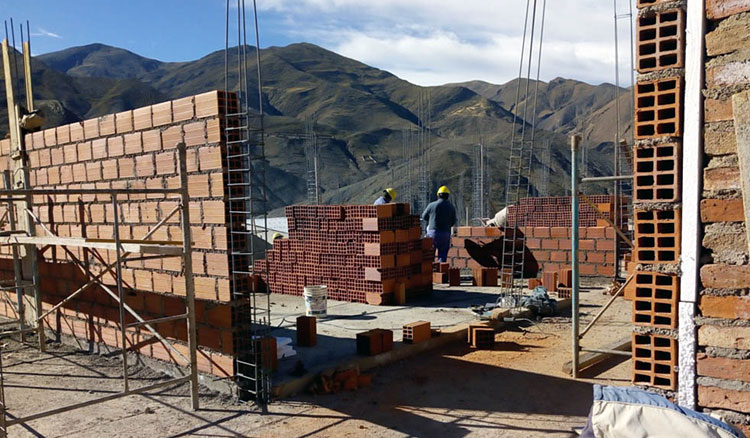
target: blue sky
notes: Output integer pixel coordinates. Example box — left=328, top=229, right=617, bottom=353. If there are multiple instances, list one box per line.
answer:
left=2, top=0, right=635, bottom=86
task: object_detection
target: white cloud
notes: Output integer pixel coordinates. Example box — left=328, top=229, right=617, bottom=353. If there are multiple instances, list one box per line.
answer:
left=31, top=28, right=62, bottom=39
left=255, top=0, right=636, bottom=86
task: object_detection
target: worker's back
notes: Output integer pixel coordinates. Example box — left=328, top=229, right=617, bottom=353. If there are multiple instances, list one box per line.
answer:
left=422, top=198, right=457, bottom=232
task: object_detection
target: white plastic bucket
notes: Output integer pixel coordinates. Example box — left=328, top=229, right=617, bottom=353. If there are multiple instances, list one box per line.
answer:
left=303, top=285, right=328, bottom=317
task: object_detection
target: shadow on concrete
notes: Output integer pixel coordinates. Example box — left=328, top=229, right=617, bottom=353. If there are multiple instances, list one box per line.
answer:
left=288, top=346, right=594, bottom=438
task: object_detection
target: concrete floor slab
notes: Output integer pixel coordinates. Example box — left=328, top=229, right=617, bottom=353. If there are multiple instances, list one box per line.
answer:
left=268, top=284, right=502, bottom=388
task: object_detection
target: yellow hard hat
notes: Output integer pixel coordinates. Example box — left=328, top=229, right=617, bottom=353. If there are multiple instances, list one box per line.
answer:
left=272, top=232, right=283, bottom=240
left=385, top=188, right=396, bottom=199
left=437, top=185, right=450, bottom=195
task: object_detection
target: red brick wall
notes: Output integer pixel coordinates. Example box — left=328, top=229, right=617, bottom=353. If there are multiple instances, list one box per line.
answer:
left=0, top=91, right=242, bottom=376
left=447, top=226, right=617, bottom=277
left=696, top=2, right=750, bottom=430
left=506, top=195, right=627, bottom=228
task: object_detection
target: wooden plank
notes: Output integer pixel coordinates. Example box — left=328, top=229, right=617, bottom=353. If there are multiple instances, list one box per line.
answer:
left=22, top=41, right=33, bottom=110
left=86, top=238, right=183, bottom=246
left=0, top=235, right=183, bottom=255
left=733, top=89, right=750, bottom=256
left=562, top=337, right=631, bottom=375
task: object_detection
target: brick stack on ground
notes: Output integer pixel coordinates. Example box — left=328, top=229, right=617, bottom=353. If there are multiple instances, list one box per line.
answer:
left=630, top=0, right=685, bottom=394
left=0, top=91, right=247, bottom=378
left=258, top=204, right=433, bottom=305
left=695, top=2, right=750, bottom=434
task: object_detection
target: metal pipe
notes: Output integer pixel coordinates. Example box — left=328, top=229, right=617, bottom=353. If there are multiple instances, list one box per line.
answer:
left=0, top=188, right=180, bottom=196
left=580, top=347, right=632, bottom=357
left=580, top=175, right=633, bottom=183
left=111, top=195, right=129, bottom=392
left=3, top=171, right=24, bottom=342
left=177, top=143, right=200, bottom=411
left=127, top=313, right=187, bottom=329
left=578, top=193, right=634, bottom=248
left=579, top=271, right=635, bottom=337
left=571, top=134, right=581, bottom=378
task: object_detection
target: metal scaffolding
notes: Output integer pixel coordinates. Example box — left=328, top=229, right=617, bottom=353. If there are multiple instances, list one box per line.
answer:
left=0, top=146, right=201, bottom=437
left=224, top=0, right=272, bottom=406
left=0, top=24, right=198, bottom=435
left=569, top=134, right=635, bottom=378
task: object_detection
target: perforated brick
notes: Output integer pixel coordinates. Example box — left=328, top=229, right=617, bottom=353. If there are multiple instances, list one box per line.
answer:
left=635, top=76, right=683, bottom=139
left=634, top=142, right=680, bottom=203
left=402, top=321, right=431, bottom=344
left=634, top=209, right=681, bottom=263
left=632, top=333, right=677, bottom=390
left=636, top=8, right=685, bottom=73
left=633, top=271, right=679, bottom=328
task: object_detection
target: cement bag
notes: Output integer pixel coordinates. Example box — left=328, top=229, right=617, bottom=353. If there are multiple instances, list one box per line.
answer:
left=579, top=385, right=745, bottom=438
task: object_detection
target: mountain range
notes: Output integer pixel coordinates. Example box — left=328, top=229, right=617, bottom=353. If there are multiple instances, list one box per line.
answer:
left=1, top=42, right=632, bottom=219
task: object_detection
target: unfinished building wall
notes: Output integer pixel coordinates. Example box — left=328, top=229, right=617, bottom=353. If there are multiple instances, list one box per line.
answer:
left=696, top=3, right=750, bottom=434
left=0, top=91, right=244, bottom=378
left=631, top=0, right=685, bottom=395
left=448, top=225, right=617, bottom=277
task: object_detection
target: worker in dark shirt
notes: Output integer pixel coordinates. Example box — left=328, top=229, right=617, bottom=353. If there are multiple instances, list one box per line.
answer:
left=421, top=186, right=458, bottom=262
left=374, top=188, right=396, bottom=205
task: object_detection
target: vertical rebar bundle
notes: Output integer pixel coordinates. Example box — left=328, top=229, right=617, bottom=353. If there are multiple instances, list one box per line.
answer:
left=402, top=128, right=413, bottom=208
left=417, top=90, right=431, bottom=213
left=498, top=0, right=547, bottom=308
left=539, top=139, right=551, bottom=196
left=224, top=0, right=271, bottom=407
left=472, top=141, right=488, bottom=223
left=304, top=117, right=320, bottom=205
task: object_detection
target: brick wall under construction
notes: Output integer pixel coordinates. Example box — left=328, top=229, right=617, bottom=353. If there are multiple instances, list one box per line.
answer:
left=695, top=2, right=750, bottom=434
left=258, top=204, right=433, bottom=305
left=507, top=195, right=627, bottom=227
left=448, top=225, right=617, bottom=277
left=0, top=90, right=245, bottom=377
left=630, top=0, right=685, bottom=397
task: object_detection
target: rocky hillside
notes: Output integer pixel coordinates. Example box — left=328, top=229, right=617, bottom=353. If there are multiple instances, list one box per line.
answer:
left=0, top=42, right=629, bottom=216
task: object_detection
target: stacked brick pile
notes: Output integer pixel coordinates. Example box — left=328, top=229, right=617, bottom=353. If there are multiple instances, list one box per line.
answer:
left=506, top=195, right=625, bottom=227
left=695, top=2, right=750, bottom=433
left=258, top=204, right=433, bottom=305
left=0, top=91, right=244, bottom=377
left=631, top=0, right=684, bottom=394
left=448, top=225, right=616, bottom=277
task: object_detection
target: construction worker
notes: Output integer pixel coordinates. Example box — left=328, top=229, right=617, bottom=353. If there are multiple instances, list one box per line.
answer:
left=421, top=186, right=458, bottom=262
left=272, top=232, right=283, bottom=241
left=374, top=188, right=396, bottom=205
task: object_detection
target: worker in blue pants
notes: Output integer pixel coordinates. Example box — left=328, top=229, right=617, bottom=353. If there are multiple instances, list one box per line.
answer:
left=421, top=185, right=457, bottom=262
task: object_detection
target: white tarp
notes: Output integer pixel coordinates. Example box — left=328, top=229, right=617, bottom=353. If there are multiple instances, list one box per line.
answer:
left=580, top=385, right=745, bottom=438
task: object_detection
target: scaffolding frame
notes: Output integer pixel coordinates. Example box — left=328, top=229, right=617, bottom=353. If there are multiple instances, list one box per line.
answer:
left=570, top=134, right=635, bottom=378
left=0, top=144, right=200, bottom=437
